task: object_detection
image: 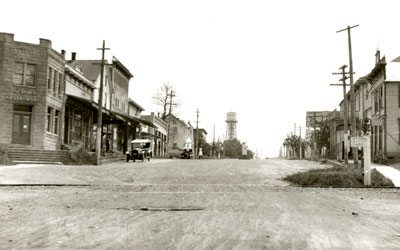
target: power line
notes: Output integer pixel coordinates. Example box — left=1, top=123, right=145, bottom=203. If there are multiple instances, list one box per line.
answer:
left=95, top=40, right=110, bottom=165
left=337, top=24, right=359, bottom=165
left=330, top=64, right=351, bottom=164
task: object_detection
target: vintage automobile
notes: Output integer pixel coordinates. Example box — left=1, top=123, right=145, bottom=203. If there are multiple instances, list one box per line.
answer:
left=126, top=139, right=153, bottom=162
left=180, top=148, right=193, bottom=159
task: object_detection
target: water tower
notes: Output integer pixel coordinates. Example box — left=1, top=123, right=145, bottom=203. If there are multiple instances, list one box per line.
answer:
left=225, top=112, right=237, bottom=140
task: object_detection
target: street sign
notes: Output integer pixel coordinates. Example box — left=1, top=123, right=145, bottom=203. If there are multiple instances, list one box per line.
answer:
left=350, top=136, right=366, bottom=147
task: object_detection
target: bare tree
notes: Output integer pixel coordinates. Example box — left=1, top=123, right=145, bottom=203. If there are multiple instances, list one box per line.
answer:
left=152, top=82, right=180, bottom=121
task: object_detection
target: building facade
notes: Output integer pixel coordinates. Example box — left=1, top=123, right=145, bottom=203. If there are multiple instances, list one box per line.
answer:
left=142, top=112, right=167, bottom=157
left=0, top=33, right=66, bottom=150
left=166, top=114, right=194, bottom=157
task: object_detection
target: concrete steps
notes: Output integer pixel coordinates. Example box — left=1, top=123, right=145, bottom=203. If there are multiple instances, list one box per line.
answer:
left=7, top=149, right=70, bottom=165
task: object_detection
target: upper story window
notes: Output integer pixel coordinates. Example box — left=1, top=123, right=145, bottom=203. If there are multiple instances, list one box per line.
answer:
left=47, top=67, right=54, bottom=91
left=374, top=86, right=384, bottom=114
left=13, top=62, right=36, bottom=86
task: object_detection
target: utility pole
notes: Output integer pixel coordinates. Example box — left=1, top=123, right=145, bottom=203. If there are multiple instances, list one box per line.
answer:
left=212, top=123, right=215, bottom=158
left=195, top=108, right=200, bottom=158
left=95, top=40, right=109, bottom=165
left=337, top=24, right=359, bottom=165
left=166, top=90, right=175, bottom=156
left=331, top=65, right=351, bottom=164
left=299, top=126, right=302, bottom=159
left=313, top=112, right=317, bottom=157
left=294, top=123, right=296, bottom=136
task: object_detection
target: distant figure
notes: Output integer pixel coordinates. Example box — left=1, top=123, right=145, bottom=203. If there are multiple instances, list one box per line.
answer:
left=198, top=148, right=203, bottom=159
left=106, top=139, right=110, bottom=152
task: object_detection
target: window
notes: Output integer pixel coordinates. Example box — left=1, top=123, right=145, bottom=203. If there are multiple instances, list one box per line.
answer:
left=54, top=110, right=60, bottom=135
left=173, top=143, right=177, bottom=149
left=379, top=126, right=383, bottom=151
left=104, top=93, right=107, bottom=108
left=13, top=63, right=35, bottom=86
left=48, top=67, right=53, bottom=91
left=54, top=72, right=58, bottom=95
left=58, top=72, right=62, bottom=96
left=25, top=64, right=35, bottom=86
left=74, top=111, right=82, bottom=140
left=13, top=63, right=24, bottom=85
left=398, top=85, right=400, bottom=108
left=379, top=87, right=383, bottom=111
left=47, top=107, right=53, bottom=132
left=374, top=91, right=379, bottom=113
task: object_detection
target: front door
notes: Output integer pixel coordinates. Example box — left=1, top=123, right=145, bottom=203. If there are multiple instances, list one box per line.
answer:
left=12, top=113, right=31, bottom=145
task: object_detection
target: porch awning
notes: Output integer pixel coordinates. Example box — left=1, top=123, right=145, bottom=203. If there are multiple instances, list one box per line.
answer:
left=106, top=110, right=157, bottom=128
left=66, top=94, right=97, bottom=110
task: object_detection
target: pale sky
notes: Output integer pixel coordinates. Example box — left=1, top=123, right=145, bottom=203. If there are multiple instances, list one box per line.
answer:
left=3, top=0, right=400, bottom=157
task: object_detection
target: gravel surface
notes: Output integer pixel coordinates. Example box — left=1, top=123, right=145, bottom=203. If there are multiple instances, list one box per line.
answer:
left=1, top=159, right=399, bottom=249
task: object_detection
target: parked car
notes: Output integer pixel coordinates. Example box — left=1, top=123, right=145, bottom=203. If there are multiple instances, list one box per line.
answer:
left=180, top=149, right=193, bottom=159
left=126, top=139, right=153, bottom=162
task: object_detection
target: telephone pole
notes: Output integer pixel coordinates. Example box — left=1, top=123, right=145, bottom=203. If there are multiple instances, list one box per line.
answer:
left=195, top=108, right=199, bottom=158
left=212, top=123, right=215, bottom=158
left=337, top=24, right=359, bottom=165
left=299, top=126, right=302, bottom=159
left=166, top=90, right=175, bottom=156
left=95, top=40, right=109, bottom=165
left=331, top=65, right=351, bottom=164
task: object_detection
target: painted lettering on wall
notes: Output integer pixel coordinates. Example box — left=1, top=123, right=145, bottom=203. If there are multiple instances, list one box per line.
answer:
left=4, top=95, right=38, bottom=102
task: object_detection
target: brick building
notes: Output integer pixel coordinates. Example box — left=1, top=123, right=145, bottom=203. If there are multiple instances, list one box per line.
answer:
left=0, top=33, right=66, bottom=150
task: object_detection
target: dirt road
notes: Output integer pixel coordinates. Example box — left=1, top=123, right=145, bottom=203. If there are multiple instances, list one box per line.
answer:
left=1, top=159, right=399, bottom=249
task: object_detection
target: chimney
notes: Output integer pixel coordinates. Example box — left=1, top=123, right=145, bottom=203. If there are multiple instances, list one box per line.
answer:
left=375, top=50, right=381, bottom=65
left=0, top=32, right=14, bottom=42
left=39, top=38, right=52, bottom=48
left=61, top=50, right=66, bottom=56
left=71, top=52, right=76, bottom=61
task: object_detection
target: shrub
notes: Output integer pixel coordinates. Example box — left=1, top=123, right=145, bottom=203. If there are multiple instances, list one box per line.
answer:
left=64, top=147, right=97, bottom=165
left=283, top=165, right=394, bottom=188
left=0, top=146, right=9, bottom=165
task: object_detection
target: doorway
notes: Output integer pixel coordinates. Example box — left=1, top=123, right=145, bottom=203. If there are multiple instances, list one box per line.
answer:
left=12, top=105, right=32, bottom=145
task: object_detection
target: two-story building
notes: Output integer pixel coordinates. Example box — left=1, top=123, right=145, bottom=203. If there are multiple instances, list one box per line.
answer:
left=327, top=51, right=400, bottom=161
left=63, top=56, right=97, bottom=150
left=0, top=33, right=66, bottom=150
left=366, top=51, right=400, bottom=159
left=142, top=112, right=168, bottom=157
left=166, top=114, right=194, bottom=157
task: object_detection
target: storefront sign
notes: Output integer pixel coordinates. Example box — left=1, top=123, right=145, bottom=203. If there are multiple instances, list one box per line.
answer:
left=4, top=87, right=38, bottom=102
left=350, top=136, right=366, bottom=147
left=13, top=88, right=37, bottom=95
left=4, top=95, right=38, bottom=102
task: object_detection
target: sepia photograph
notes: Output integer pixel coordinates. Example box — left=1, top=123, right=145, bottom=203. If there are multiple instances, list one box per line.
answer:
left=1, top=0, right=400, bottom=249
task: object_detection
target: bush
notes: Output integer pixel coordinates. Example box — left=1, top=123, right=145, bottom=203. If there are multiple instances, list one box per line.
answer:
left=0, top=146, right=9, bottom=165
left=283, top=165, right=394, bottom=188
left=64, top=147, right=97, bottom=165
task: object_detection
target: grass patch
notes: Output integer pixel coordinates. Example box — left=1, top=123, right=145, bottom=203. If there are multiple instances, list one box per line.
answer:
left=283, top=165, right=394, bottom=187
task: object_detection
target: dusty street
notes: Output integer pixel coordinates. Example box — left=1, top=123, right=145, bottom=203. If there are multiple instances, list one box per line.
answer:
left=1, top=159, right=400, bottom=250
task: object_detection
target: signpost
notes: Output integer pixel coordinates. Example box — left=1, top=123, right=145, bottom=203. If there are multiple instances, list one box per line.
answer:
left=350, top=135, right=371, bottom=186
left=363, top=135, right=371, bottom=186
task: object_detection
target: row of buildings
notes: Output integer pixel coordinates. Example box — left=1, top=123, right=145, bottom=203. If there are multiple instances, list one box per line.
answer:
left=308, top=50, right=400, bottom=161
left=0, top=33, right=207, bottom=160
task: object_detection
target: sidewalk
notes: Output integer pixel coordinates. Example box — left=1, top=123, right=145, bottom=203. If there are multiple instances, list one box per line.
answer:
left=327, top=159, right=400, bottom=187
